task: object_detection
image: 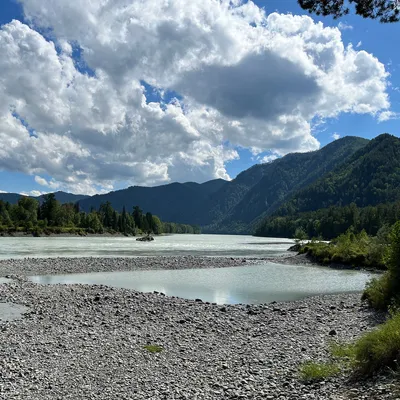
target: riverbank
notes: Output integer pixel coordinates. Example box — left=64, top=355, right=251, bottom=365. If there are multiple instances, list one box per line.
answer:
left=0, top=278, right=396, bottom=399
left=269, top=252, right=385, bottom=274
left=0, top=256, right=256, bottom=276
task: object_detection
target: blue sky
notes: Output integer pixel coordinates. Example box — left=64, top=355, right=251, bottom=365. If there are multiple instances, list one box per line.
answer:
left=0, top=0, right=399, bottom=195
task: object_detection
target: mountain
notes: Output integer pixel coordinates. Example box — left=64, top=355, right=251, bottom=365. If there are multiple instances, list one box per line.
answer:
left=0, top=193, right=23, bottom=204
left=78, top=179, right=228, bottom=225
left=0, top=191, right=89, bottom=205
left=255, top=133, right=400, bottom=237
left=6, top=134, right=398, bottom=235
left=276, top=134, right=400, bottom=215
left=205, top=136, right=369, bottom=233
left=36, top=191, right=90, bottom=204
left=77, top=136, right=368, bottom=231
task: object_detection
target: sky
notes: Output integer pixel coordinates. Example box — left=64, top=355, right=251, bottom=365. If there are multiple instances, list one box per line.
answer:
left=0, top=0, right=399, bottom=196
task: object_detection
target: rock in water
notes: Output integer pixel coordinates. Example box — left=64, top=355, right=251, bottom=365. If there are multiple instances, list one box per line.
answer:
left=136, top=235, right=154, bottom=242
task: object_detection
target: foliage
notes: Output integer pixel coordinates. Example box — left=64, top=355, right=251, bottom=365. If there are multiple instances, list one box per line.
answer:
left=0, top=196, right=200, bottom=237
left=299, top=361, right=340, bottom=382
left=298, top=229, right=386, bottom=269
left=349, top=312, right=400, bottom=376
left=143, top=344, right=163, bottom=353
left=298, top=0, right=400, bottom=23
left=303, top=313, right=400, bottom=381
left=363, top=221, right=400, bottom=309
left=255, top=201, right=400, bottom=240
left=294, top=227, right=308, bottom=245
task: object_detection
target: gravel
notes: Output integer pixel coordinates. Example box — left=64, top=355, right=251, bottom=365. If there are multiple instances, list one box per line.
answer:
left=0, top=256, right=256, bottom=277
left=0, top=257, right=397, bottom=399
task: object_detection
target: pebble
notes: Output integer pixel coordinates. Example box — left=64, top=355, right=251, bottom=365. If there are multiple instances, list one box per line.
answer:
left=0, top=257, right=395, bottom=399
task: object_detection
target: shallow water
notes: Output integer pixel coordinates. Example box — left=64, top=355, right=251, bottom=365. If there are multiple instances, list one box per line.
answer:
left=30, top=263, right=372, bottom=305
left=0, top=234, right=293, bottom=259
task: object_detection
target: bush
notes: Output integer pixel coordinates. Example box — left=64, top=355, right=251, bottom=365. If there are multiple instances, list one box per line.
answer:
left=363, top=221, right=400, bottom=309
left=353, top=311, right=400, bottom=376
left=363, top=273, right=392, bottom=310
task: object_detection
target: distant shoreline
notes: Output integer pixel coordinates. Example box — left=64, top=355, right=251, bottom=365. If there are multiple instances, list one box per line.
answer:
left=0, top=232, right=178, bottom=238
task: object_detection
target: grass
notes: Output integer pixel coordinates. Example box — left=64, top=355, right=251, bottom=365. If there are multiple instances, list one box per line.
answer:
left=301, top=312, right=400, bottom=381
left=352, top=312, right=400, bottom=376
left=143, top=344, right=163, bottom=353
left=330, top=341, right=357, bottom=360
left=299, top=361, right=340, bottom=382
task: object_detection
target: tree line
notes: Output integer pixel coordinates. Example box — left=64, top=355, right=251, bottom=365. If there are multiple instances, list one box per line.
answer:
left=0, top=194, right=200, bottom=235
left=255, top=201, right=400, bottom=240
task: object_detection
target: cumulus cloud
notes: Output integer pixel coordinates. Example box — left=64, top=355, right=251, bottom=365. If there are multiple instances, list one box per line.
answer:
left=0, top=190, right=8, bottom=193
left=34, top=175, right=60, bottom=189
left=0, top=1, right=392, bottom=193
left=332, top=133, right=341, bottom=140
left=378, top=110, right=400, bottom=122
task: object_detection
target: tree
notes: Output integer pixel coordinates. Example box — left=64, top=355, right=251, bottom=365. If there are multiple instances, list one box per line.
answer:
left=294, top=227, right=308, bottom=246
left=298, top=0, right=400, bottom=23
left=40, top=193, right=59, bottom=226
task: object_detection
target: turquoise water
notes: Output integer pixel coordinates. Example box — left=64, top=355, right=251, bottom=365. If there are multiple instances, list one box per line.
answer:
left=0, top=234, right=293, bottom=259
left=30, top=263, right=372, bottom=305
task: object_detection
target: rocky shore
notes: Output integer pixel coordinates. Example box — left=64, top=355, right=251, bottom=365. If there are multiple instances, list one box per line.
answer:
left=0, top=257, right=396, bottom=399
left=0, top=256, right=255, bottom=277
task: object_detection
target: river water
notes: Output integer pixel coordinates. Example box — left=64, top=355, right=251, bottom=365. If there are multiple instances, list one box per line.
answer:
left=0, top=235, right=373, bottom=304
left=0, top=234, right=293, bottom=259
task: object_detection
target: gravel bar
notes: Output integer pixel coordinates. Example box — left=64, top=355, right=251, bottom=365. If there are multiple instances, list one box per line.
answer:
left=0, top=257, right=397, bottom=399
left=0, top=256, right=259, bottom=277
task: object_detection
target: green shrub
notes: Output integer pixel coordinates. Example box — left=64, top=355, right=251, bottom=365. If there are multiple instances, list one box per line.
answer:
left=363, top=273, right=392, bottom=310
left=299, top=361, right=340, bottom=382
left=353, top=311, right=400, bottom=376
left=363, top=221, right=400, bottom=309
left=143, top=344, right=163, bottom=353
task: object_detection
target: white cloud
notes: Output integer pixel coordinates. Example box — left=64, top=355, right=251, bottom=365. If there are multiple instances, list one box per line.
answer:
left=34, top=175, right=60, bottom=189
left=0, top=2, right=391, bottom=194
left=260, top=154, right=279, bottom=164
left=378, top=110, right=400, bottom=122
left=20, top=190, right=47, bottom=197
left=0, top=190, right=8, bottom=193
left=356, top=41, right=362, bottom=48
left=338, top=22, right=353, bottom=31
left=332, top=133, right=341, bottom=140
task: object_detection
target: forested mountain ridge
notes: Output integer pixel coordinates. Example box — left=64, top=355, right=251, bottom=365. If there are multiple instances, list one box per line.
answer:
left=256, top=133, right=400, bottom=238
left=75, top=136, right=367, bottom=230
left=0, top=191, right=89, bottom=205
left=204, top=136, right=369, bottom=233
left=1, top=135, right=375, bottom=233
left=276, top=134, right=400, bottom=216
left=78, top=179, right=228, bottom=226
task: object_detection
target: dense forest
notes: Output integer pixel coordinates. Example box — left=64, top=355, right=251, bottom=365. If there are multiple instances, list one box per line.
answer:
left=256, top=134, right=400, bottom=239
left=0, top=194, right=200, bottom=236
left=255, top=201, right=400, bottom=240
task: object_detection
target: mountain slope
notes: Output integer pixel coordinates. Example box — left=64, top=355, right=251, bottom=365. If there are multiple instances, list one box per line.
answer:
left=204, top=136, right=369, bottom=233
left=276, top=133, right=400, bottom=216
left=37, top=191, right=90, bottom=204
left=0, top=191, right=89, bottom=205
left=78, top=180, right=228, bottom=225
left=0, top=193, right=23, bottom=204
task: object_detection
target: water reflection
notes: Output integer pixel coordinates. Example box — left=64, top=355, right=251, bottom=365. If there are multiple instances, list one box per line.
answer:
left=30, top=263, right=372, bottom=305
